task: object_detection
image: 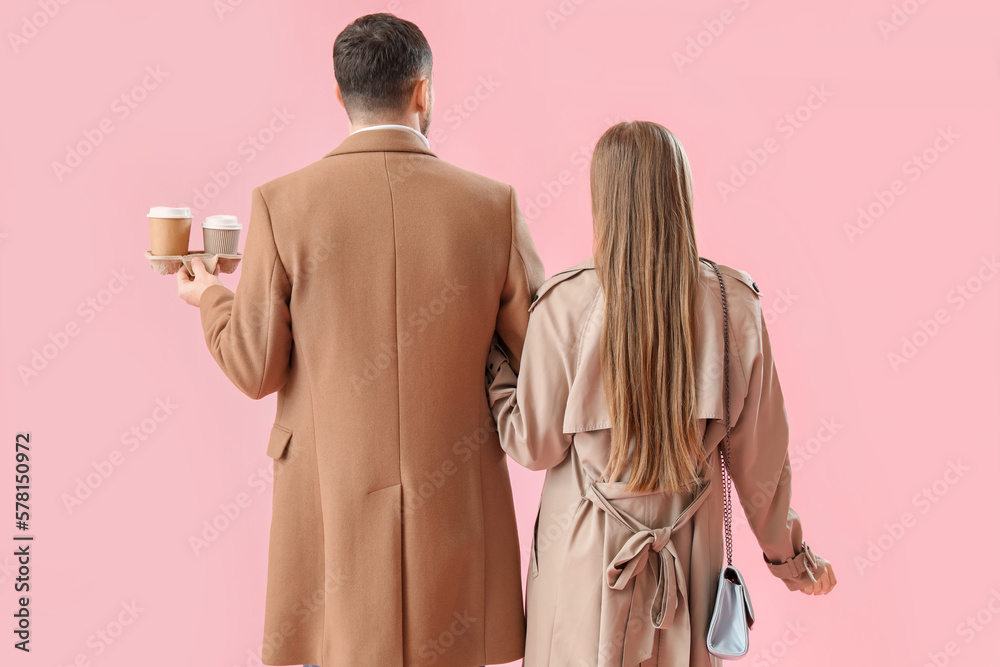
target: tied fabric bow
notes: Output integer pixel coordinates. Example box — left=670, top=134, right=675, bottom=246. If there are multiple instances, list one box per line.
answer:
left=585, top=477, right=713, bottom=667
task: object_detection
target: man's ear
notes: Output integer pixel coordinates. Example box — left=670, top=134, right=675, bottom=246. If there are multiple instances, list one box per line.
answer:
left=335, top=82, right=345, bottom=109
left=412, top=78, right=430, bottom=113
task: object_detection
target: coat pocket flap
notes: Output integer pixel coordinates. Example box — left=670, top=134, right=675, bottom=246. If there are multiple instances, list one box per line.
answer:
left=266, top=424, right=292, bottom=459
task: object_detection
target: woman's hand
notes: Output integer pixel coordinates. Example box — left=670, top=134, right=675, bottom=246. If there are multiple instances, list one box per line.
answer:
left=799, top=556, right=837, bottom=595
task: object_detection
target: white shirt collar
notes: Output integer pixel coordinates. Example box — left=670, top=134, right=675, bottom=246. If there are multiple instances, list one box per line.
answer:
left=350, top=123, right=430, bottom=149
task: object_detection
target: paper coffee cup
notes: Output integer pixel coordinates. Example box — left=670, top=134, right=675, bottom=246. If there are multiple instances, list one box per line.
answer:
left=148, top=207, right=192, bottom=256
left=202, top=215, right=242, bottom=255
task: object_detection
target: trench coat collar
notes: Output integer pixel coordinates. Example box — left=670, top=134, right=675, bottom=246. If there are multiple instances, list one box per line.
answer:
left=323, top=127, right=438, bottom=159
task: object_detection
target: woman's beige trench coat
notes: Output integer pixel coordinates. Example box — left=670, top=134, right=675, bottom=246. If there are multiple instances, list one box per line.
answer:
left=487, top=257, right=825, bottom=667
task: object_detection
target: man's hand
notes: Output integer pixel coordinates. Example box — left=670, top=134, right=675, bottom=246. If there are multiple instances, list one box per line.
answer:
left=177, top=257, right=224, bottom=307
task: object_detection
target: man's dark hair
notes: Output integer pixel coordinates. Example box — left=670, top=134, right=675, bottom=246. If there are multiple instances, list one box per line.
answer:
left=333, top=13, right=433, bottom=119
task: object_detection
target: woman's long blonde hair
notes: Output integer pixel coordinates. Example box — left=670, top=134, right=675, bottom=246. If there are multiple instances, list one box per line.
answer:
left=591, top=121, right=708, bottom=494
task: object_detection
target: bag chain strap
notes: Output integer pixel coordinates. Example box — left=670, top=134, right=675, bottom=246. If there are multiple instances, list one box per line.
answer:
left=705, top=259, right=735, bottom=567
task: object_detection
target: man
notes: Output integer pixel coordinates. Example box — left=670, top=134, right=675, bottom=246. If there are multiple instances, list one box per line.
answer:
left=177, top=13, right=544, bottom=667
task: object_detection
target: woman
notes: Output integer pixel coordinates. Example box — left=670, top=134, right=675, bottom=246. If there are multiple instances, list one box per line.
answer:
left=487, top=121, right=836, bottom=667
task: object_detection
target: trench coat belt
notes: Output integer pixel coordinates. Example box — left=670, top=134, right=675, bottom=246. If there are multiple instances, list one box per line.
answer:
left=584, top=478, right=713, bottom=667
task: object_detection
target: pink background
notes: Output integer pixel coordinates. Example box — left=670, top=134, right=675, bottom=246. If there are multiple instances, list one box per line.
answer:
left=3, top=0, right=998, bottom=665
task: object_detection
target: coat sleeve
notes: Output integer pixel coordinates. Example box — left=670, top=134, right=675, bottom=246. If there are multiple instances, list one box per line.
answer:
left=727, top=310, right=824, bottom=592
left=486, top=297, right=574, bottom=471
left=494, top=186, right=545, bottom=374
left=199, top=186, right=293, bottom=400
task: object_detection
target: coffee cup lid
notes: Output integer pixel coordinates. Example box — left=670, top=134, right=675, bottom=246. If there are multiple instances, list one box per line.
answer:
left=203, top=215, right=242, bottom=230
left=148, top=206, right=192, bottom=218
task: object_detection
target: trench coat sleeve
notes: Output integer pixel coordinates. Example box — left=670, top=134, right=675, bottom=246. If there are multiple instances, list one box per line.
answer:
left=486, top=298, right=573, bottom=471
left=198, top=186, right=293, bottom=400
left=727, top=313, right=823, bottom=592
left=494, top=187, right=545, bottom=374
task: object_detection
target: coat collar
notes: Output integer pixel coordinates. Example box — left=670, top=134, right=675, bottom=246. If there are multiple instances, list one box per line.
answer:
left=323, top=127, right=438, bottom=159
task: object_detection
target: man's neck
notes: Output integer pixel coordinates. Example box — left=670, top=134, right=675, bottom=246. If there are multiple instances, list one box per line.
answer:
left=349, top=119, right=421, bottom=134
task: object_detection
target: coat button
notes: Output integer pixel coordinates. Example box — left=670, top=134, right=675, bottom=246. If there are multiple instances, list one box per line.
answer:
left=751, top=281, right=759, bottom=294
